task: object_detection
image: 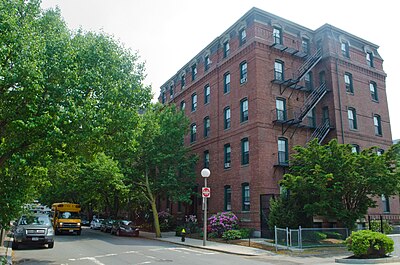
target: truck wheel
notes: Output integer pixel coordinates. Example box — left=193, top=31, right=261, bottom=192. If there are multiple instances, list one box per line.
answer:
left=77, top=230, right=81, bottom=235
left=48, top=242, right=54, bottom=249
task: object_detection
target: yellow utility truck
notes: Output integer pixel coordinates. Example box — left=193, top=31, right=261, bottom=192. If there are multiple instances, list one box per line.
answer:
left=51, top=202, right=82, bottom=235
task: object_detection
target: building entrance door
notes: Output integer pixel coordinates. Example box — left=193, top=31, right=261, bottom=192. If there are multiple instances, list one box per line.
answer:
left=260, top=194, right=274, bottom=238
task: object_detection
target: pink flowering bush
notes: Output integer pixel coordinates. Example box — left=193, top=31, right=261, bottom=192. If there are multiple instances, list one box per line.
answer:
left=158, top=211, right=175, bottom=231
left=208, top=212, right=239, bottom=237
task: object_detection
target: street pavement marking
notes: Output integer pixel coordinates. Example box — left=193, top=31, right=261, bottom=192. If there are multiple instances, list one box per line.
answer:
left=135, top=262, right=151, bottom=265
left=80, top=257, right=105, bottom=265
left=149, top=247, right=216, bottom=255
left=124, top=250, right=139, bottom=253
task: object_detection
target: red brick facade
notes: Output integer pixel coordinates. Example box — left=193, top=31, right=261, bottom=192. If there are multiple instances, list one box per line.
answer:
left=159, top=8, right=398, bottom=232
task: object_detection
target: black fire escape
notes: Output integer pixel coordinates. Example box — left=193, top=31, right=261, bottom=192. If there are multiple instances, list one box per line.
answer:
left=271, top=47, right=331, bottom=144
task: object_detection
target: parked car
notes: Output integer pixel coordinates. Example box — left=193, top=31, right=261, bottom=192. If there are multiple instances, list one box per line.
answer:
left=90, top=218, right=103, bottom=230
left=81, top=216, right=90, bottom=226
left=12, top=214, right=54, bottom=250
left=100, top=219, right=114, bottom=233
left=111, top=220, right=139, bottom=237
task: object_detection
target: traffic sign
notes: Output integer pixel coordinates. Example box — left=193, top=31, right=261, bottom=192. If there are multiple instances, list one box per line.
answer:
left=202, top=187, right=211, bottom=198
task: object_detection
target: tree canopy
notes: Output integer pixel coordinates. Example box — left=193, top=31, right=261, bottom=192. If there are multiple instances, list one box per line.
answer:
left=269, top=139, right=400, bottom=229
left=1, top=0, right=152, bottom=228
left=126, top=104, right=198, bottom=237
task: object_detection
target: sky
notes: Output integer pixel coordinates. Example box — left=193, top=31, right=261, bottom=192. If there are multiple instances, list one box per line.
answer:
left=40, top=0, right=400, bottom=140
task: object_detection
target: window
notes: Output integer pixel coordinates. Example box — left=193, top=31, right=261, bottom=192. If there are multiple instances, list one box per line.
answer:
left=180, top=100, right=185, bottom=111
left=169, top=85, right=174, bottom=99
left=319, top=71, right=326, bottom=85
left=351, top=144, right=360, bottom=154
left=224, top=107, right=231, bottom=129
left=190, top=123, right=196, bottom=143
left=204, top=150, right=210, bottom=169
left=366, top=52, right=374, bottom=67
left=204, top=84, right=210, bottom=104
left=382, top=195, right=390, bottom=213
left=241, top=138, right=249, bottom=165
left=306, top=108, right=316, bottom=128
left=224, top=186, right=232, bottom=211
left=224, top=72, right=230, bottom=94
left=344, top=73, right=353, bottom=93
left=242, top=183, right=250, bottom=211
left=161, top=91, right=166, bottom=104
left=276, top=98, right=286, bottom=121
left=191, top=93, right=197, bottom=111
left=205, top=55, right=211, bottom=71
left=370, top=82, right=378, bottom=101
left=341, top=41, right=349, bottom=58
left=374, top=114, right=382, bottom=136
left=203, top=116, right=210, bottom=138
left=274, top=60, right=284, bottom=81
left=224, top=144, right=231, bottom=169
left=240, top=98, right=248, bottom=122
left=278, top=137, right=288, bottom=165
left=348, top=108, right=357, bottom=130
left=223, top=41, right=230, bottom=58
left=273, top=27, right=282, bottom=44
left=240, top=61, right=247, bottom=84
left=302, top=38, right=310, bottom=54
left=191, top=64, right=197, bottom=81
left=305, top=72, right=313, bottom=90
left=239, top=28, right=246, bottom=46
left=322, top=106, right=330, bottom=125
left=181, top=74, right=186, bottom=89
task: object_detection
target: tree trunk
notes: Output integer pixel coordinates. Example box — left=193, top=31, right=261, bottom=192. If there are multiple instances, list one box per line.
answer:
left=151, top=199, right=161, bottom=238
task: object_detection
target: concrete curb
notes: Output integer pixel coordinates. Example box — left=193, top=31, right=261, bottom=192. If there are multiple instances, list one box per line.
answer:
left=151, top=237, right=261, bottom=256
left=139, top=232, right=269, bottom=257
left=335, top=256, right=400, bottom=264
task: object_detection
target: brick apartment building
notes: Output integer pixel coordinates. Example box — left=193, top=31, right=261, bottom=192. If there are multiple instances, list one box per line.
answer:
left=159, top=7, right=399, bottom=233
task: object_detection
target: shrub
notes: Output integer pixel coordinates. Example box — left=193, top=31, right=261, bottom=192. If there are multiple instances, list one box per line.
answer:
left=208, top=232, right=218, bottom=239
left=208, top=212, right=239, bottom=237
left=324, top=231, right=343, bottom=239
left=303, top=231, right=327, bottom=242
left=369, top=220, right=393, bottom=234
left=184, top=215, right=200, bottom=234
left=175, top=226, right=185, bottom=236
left=345, top=230, right=394, bottom=258
left=239, top=228, right=255, bottom=238
left=158, top=211, right=175, bottom=232
left=222, top=230, right=242, bottom=241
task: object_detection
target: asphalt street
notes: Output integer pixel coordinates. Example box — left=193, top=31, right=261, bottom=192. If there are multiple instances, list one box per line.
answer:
left=12, top=227, right=278, bottom=265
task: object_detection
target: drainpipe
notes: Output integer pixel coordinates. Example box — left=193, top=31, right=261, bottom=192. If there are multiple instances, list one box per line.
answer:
left=330, top=26, right=345, bottom=144
left=335, top=58, right=345, bottom=144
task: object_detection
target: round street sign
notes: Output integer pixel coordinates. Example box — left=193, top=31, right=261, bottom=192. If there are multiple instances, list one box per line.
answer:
left=202, top=187, right=211, bottom=198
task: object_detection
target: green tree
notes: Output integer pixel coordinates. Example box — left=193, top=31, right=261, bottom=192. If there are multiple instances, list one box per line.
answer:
left=128, top=104, right=198, bottom=237
left=275, top=139, right=399, bottom=229
left=1, top=0, right=152, bottom=229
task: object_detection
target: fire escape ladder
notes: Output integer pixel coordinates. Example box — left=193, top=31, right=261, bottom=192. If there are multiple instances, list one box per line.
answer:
left=296, top=83, right=327, bottom=122
left=309, top=119, right=331, bottom=144
left=296, top=48, right=322, bottom=81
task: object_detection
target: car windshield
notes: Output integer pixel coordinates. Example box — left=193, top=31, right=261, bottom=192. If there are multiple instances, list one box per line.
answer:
left=19, top=215, right=51, bottom=226
left=59, top=211, right=80, bottom=219
left=121, top=220, right=132, bottom=226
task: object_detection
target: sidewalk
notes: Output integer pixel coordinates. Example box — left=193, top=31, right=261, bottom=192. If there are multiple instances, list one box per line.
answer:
left=0, top=235, right=12, bottom=265
left=140, top=231, right=269, bottom=256
left=140, top=231, right=400, bottom=265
